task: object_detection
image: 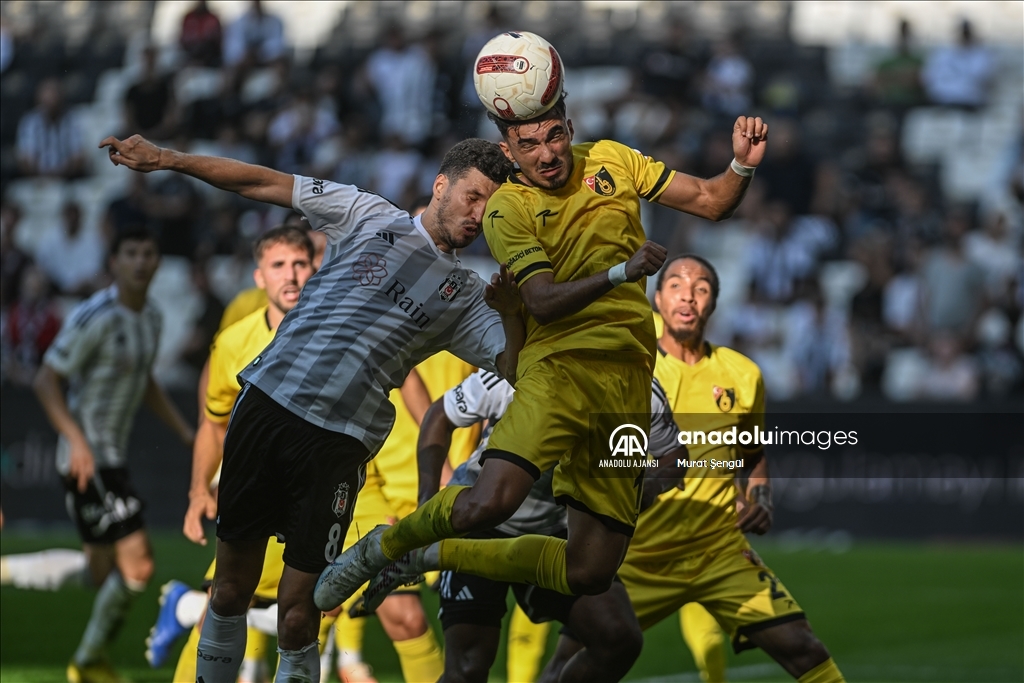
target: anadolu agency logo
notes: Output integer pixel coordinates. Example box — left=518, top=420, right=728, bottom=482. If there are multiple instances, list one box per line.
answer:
left=609, top=424, right=648, bottom=458
left=598, top=424, right=659, bottom=472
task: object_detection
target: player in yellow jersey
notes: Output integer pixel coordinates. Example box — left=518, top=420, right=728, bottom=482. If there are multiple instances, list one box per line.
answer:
left=144, top=226, right=314, bottom=682
left=330, top=80, right=768, bottom=680
left=545, top=256, right=845, bottom=683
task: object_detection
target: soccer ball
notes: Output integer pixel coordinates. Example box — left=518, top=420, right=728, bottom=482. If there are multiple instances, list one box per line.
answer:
left=473, top=31, right=565, bottom=121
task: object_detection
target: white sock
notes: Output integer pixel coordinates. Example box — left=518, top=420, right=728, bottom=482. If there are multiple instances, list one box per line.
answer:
left=246, top=603, right=278, bottom=635
left=175, top=589, right=209, bottom=628
left=238, top=657, right=268, bottom=683
left=74, top=570, right=144, bottom=665
left=196, top=605, right=247, bottom=682
left=339, top=648, right=363, bottom=667
left=276, top=640, right=320, bottom=682
left=320, top=630, right=335, bottom=681
left=1, top=550, right=88, bottom=590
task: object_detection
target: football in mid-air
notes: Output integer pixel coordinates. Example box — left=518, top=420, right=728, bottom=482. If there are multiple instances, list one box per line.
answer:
left=473, top=31, right=565, bottom=121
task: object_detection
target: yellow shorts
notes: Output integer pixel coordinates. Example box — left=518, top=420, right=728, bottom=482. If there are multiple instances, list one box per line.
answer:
left=344, top=470, right=416, bottom=550
left=486, top=351, right=652, bottom=535
left=619, top=533, right=805, bottom=652
left=204, top=537, right=286, bottom=602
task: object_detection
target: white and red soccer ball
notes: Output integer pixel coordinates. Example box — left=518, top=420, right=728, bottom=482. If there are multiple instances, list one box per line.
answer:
left=473, top=31, right=565, bottom=121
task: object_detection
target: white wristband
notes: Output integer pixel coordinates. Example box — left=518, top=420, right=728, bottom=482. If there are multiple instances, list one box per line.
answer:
left=730, top=158, right=756, bottom=178
left=608, top=262, right=628, bottom=287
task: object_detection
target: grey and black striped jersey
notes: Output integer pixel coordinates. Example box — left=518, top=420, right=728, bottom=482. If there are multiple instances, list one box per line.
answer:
left=42, top=286, right=161, bottom=473
left=238, top=176, right=506, bottom=455
left=445, top=371, right=681, bottom=537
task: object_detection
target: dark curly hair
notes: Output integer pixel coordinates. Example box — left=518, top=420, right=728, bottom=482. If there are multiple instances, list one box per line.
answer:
left=439, top=138, right=513, bottom=185
left=486, top=97, right=568, bottom=141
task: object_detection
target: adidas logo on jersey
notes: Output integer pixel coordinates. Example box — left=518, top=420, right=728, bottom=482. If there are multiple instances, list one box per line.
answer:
left=375, top=231, right=396, bottom=245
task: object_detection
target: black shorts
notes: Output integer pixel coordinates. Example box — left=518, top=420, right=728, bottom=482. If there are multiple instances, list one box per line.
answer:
left=217, top=384, right=370, bottom=574
left=62, top=467, right=145, bottom=545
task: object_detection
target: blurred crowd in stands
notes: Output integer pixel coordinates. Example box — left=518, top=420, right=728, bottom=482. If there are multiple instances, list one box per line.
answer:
left=0, top=1, right=1021, bottom=402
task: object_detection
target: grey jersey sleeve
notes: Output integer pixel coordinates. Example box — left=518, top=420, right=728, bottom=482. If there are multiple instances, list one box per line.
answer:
left=291, top=175, right=405, bottom=244
left=446, top=279, right=506, bottom=376
left=649, top=377, right=680, bottom=458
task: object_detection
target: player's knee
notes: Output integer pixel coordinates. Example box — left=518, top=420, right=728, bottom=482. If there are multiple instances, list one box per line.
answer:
left=277, top=602, right=319, bottom=649
left=208, top=579, right=255, bottom=616
left=124, top=555, right=154, bottom=586
left=382, top=602, right=428, bottom=640
left=445, top=652, right=491, bottom=683
left=565, top=564, right=616, bottom=595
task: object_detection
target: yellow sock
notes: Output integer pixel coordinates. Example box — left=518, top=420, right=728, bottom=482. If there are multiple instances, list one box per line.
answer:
left=244, top=625, right=268, bottom=662
left=318, top=613, right=337, bottom=655
left=507, top=605, right=550, bottom=683
left=679, top=603, right=727, bottom=683
left=335, top=593, right=366, bottom=659
left=393, top=629, right=444, bottom=683
left=172, top=625, right=200, bottom=683
left=798, top=658, right=845, bottom=683
left=380, top=485, right=468, bottom=560
left=438, top=535, right=572, bottom=595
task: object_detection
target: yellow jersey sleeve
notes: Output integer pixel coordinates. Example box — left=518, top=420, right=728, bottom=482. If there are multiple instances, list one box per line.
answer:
left=205, top=335, right=242, bottom=423
left=218, top=288, right=268, bottom=335
left=610, top=141, right=676, bottom=202
left=205, top=307, right=274, bottom=423
left=484, top=189, right=553, bottom=286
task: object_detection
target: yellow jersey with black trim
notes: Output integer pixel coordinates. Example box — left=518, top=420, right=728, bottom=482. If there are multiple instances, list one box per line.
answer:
left=372, top=352, right=478, bottom=506
left=218, top=287, right=268, bottom=334
left=627, top=343, right=766, bottom=562
left=484, top=140, right=675, bottom=373
left=205, top=306, right=275, bottom=422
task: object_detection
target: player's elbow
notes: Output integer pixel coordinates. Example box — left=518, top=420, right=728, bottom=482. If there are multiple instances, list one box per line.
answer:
left=32, top=365, right=56, bottom=401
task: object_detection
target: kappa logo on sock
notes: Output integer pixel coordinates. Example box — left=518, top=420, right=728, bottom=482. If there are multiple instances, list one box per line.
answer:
left=196, top=647, right=232, bottom=663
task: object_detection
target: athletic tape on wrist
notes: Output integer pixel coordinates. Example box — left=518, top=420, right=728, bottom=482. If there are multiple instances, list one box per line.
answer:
left=730, top=158, right=756, bottom=178
left=608, top=262, right=628, bottom=287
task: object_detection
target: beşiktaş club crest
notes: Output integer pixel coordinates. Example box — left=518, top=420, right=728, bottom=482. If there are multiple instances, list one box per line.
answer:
left=438, top=272, right=464, bottom=302
left=332, top=483, right=350, bottom=518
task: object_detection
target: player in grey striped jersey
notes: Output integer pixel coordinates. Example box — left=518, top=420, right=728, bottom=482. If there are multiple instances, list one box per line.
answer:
left=410, top=369, right=686, bottom=683
left=30, top=227, right=194, bottom=682
left=99, top=133, right=524, bottom=682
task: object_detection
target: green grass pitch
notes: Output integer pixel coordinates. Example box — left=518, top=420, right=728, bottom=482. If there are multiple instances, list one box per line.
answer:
left=1, top=530, right=1021, bottom=682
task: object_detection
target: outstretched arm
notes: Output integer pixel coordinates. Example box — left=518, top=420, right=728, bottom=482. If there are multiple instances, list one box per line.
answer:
left=99, top=134, right=294, bottom=207
left=416, top=399, right=458, bottom=506
left=485, top=264, right=526, bottom=383
left=518, top=241, right=667, bottom=326
left=655, top=116, right=768, bottom=221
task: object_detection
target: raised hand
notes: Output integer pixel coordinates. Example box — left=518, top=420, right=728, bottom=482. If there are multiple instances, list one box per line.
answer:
left=624, top=241, right=668, bottom=282
left=98, top=134, right=164, bottom=172
left=484, top=263, right=522, bottom=316
left=732, top=116, right=769, bottom=168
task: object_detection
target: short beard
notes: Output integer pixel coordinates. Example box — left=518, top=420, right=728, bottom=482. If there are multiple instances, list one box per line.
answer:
left=524, top=160, right=572, bottom=190
left=435, top=191, right=475, bottom=250
left=668, top=320, right=706, bottom=346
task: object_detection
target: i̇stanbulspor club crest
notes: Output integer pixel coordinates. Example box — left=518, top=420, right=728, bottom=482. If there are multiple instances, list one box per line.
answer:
left=584, top=166, right=617, bottom=196
left=438, top=272, right=463, bottom=302
left=712, top=385, right=735, bottom=412
left=332, top=483, right=350, bottom=518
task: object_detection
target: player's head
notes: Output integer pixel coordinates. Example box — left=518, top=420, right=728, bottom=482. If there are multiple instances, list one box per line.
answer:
left=110, top=226, right=161, bottom=295
left=655, top=254, right=720, bottom=342
left=428, top=138, right=512, bottom=251
left=489, top=98, right=574, bottom=190
left=252, top=226, right=315, bottom=315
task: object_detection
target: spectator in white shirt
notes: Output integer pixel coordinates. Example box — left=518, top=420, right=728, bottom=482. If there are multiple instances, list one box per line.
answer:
left=34, top=203, right=106, bottom=297
left=365, top=24, right=438, bottom=147
left=922, top=20, right=995, bottom=109
left=223, top=0, right=286, bottom=68
left=16, top=78, right=86, bottom=179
